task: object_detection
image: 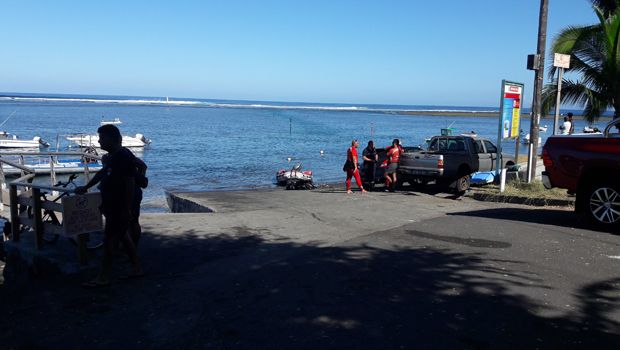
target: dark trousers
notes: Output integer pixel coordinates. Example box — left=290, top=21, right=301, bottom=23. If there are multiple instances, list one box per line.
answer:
left=364, top=163, right=376, bottom=188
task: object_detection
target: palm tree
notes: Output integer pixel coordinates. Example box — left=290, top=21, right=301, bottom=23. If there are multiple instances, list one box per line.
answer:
left=541, top=6, right=620, bottom=122
left=588, top=0, right=619, bottom=18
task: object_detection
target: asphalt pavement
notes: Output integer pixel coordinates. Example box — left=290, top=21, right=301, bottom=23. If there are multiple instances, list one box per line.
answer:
left=1, top=184, right=619, bottom=349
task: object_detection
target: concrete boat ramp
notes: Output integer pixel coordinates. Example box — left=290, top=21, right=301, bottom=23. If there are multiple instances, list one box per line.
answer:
left=164, top=186, right=488, bottom=246
left=2, top=185, right=620, bottom=349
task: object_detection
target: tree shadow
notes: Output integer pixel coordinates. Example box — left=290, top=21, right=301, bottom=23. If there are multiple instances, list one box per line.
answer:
left=1, top=223, right=619, bottom=349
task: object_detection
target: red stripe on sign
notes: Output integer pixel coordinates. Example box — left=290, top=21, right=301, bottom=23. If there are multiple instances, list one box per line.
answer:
left=505, top=93, right=520, bottom=99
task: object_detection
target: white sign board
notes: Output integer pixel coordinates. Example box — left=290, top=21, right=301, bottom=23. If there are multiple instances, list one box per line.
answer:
left=554, top=53, right=570, bottom=68
left=62, top=193, right=103, bottom=237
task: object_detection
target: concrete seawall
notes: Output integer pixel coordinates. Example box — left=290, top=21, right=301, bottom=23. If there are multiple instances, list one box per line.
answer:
left=166, top=191, right=214, bottom=213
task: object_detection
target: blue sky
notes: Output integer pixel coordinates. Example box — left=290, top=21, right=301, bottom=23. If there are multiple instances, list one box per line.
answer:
left=1, top=0, right=598, bottom=107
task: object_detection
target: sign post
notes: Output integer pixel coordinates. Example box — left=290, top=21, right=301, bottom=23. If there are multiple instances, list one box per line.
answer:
left=496, top=80, right=525, bottom=178
left=553, top=53, right=570, bottom=135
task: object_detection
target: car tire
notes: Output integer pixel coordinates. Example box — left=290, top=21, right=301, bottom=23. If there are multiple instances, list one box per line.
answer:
left=453, top=174, right=470, bottom=194
left=584, top=179, right=620, bottom=230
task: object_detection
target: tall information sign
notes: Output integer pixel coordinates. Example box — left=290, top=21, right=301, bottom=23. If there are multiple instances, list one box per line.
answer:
left=496, top=80, right=524, bottom=175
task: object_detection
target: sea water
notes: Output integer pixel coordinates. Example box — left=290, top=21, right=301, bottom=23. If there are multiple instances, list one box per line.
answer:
left=0, top=93, right=602, bottom=212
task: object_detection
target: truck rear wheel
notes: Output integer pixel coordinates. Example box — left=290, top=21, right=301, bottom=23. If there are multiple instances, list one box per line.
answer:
left=584, top=180, right=620, bottom=230
left=453, top=174, right=470, bottom=194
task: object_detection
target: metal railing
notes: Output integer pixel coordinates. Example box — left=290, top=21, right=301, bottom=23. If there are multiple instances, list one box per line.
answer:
left=1, top=151, right=103, bottom=265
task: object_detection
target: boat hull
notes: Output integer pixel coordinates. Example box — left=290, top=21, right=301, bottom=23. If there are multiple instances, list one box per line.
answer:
left=0, top=140, right=43, bottom=148
left=276, top=170, right=313, bottom=184
left=2, top=161, right=102, bottom=175
left=67, top=134, right=151, bottom=148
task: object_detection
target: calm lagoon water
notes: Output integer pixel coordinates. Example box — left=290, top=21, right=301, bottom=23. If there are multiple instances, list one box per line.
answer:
left=0, top=93, right=600, bottom=212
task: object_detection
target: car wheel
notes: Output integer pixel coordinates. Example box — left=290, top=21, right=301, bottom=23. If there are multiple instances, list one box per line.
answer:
left=453, top=174, right=470, bottom=194
left=584, top=180, right=620, bottom=230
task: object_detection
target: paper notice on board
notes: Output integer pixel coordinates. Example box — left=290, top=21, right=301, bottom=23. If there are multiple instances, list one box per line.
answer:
left=62, top=193, right=103, bottom=237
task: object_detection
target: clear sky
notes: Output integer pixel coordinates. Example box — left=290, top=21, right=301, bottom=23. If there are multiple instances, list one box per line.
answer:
left=0, top=0, right=598, bottom=107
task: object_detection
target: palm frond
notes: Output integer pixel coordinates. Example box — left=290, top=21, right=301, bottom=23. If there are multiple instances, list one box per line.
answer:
left=545, top=5, right=620, bottom=122
left=588, top=0, right=620, bottom=18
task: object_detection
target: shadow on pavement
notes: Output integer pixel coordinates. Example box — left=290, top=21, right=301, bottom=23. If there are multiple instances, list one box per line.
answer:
left=1, top=224, right=619, bottom=349
left=447, top=207, right=593, bottom=231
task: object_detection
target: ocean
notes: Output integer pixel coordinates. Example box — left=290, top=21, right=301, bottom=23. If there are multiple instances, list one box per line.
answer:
left=0, top=93, right=605, bottom=213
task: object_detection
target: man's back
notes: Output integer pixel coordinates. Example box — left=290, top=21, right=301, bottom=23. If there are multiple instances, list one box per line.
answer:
left=99, top=148, right=137, bottom=214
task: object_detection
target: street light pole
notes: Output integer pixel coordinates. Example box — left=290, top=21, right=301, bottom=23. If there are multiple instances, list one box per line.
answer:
left=528, top=0, right=549, bottom=182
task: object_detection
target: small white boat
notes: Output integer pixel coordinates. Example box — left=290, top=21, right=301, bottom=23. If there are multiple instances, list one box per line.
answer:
left=66, top=133, right=152, bottom=148
left=521, top=133, right=542, bottom=145
left=2, top=158, right=102, bottom=175
left=100, top=117, right=122, bottom=126
left=583, top=125, right=601, bottom=133
left=0, top=111, right=49, bottom=148
left=276, top=163, right=313, bottom=185
left=459, top=132, right=477, bottom=137
left=0, top=132, right=50, bottom=148
left=539, top=125, right=547, bottom=132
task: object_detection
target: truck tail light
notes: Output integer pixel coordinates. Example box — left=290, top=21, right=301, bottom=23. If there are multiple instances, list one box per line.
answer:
left=542, top=146, right=553, bottom=167
left=438, top=159, right=444, bottom=169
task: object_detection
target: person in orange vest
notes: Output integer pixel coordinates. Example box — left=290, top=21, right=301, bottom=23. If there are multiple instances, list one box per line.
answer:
left=384, top=139, right=402, bottom=192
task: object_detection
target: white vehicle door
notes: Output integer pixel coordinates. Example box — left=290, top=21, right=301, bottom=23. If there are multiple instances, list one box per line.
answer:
left=483, top=140, right=499, bottom=170
left=475, top=140, right=493, bottom=171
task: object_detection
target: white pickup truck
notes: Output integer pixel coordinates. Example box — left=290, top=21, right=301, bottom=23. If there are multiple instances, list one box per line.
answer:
left=398, top=136, right=516, bottom=193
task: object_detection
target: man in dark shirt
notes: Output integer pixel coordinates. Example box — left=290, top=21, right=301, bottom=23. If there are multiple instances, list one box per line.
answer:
left=568, top=112, right=575, bottom=134
left=362, top=141, right=378, bottom=191
left=76, top=125, right=144, bottom=289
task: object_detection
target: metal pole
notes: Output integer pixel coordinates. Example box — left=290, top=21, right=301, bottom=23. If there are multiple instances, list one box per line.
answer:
left=528, top=0, right=549, bottom=182
left=553, top=67, right=563, bottom=135
left=290, top=118, right=292, bottom=135
left=496, top=81, right=507, bottom=179
left=527, top=143, right=533, bottom=183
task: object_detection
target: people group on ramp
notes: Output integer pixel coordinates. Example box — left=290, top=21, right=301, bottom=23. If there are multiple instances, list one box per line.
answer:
left=345, top=138, right=404, bottom=193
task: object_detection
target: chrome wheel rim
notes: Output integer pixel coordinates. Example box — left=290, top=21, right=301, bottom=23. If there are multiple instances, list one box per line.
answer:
left=590, top=187, right=620, bottom=224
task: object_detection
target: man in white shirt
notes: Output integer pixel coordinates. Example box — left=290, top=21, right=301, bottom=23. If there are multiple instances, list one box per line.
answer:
left=559, top=116, right=571, bottom=135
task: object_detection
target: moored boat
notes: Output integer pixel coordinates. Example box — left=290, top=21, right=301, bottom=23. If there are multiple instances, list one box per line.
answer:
left=0, top=133, right=50, bottom=148
left=100, top=117, right=122, bottom=126
left=520, top=132, right=541, bottom=145
left=459, top=131, right=478, bottom=137
left=582, top=125, right=601, bottom=133
left=66, top=133, right=152, bottom=148
left=0, top=144, right=102, bottom=176
left=1, top=158, right=103, bottom=175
